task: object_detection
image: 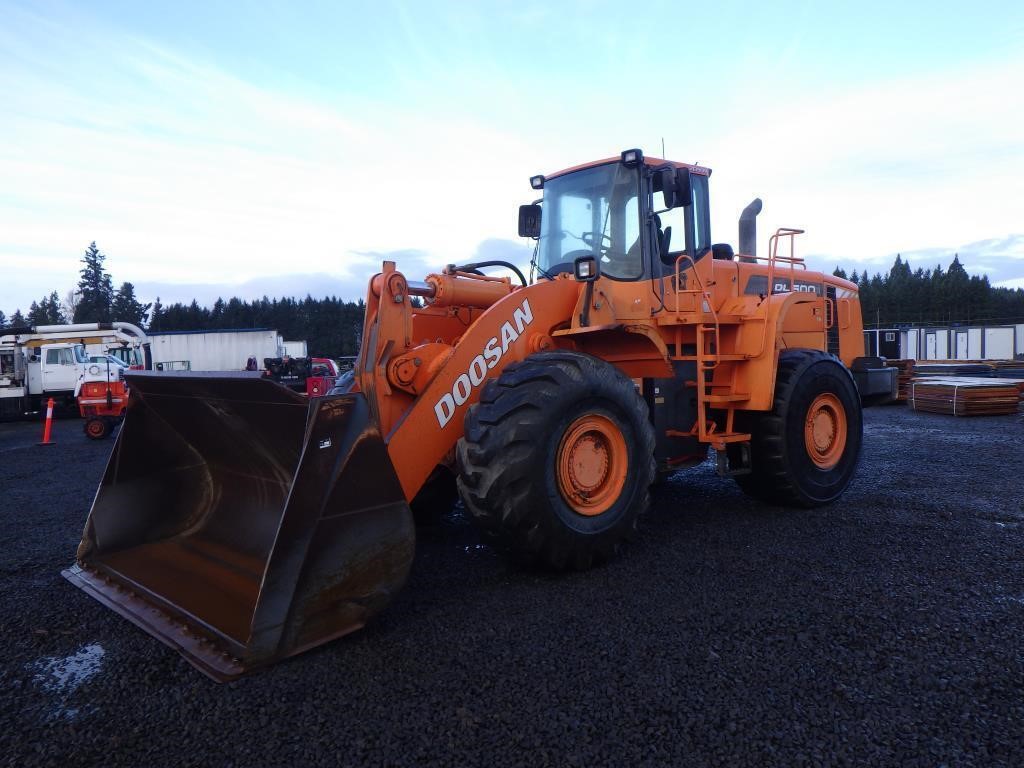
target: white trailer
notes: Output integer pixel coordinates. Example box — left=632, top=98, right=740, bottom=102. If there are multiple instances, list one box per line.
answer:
left=281, top=340, right=308, bottom=358
left=896, top=323, right=1023, bottom=360
left=149, top=328, right=289, bottom=371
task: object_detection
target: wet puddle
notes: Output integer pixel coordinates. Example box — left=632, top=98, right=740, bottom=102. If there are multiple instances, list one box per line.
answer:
left=28, top=642, right=106, bottom=719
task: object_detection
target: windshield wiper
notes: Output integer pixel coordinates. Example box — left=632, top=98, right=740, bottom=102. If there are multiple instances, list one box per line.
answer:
left=530, top=239, right=556, bottom=281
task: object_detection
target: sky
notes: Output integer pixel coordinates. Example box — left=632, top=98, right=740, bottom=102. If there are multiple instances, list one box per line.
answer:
left=1, top=0, right=1023, bottom=315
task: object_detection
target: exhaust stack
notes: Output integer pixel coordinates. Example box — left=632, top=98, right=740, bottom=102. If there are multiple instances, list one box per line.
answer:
left=738, top=198, right=762, bottom=263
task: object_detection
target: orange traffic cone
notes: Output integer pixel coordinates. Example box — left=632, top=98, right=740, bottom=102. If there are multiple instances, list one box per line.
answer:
left=38, top=397, right=56, bottom=446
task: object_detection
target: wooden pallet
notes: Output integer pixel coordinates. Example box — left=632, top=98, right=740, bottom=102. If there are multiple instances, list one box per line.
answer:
left=908, top=376, right=1024, bottom=416
left=884, top=359, right=916, bottom=402
left=913, top=361, right=995, bottom=377
left=989, top=360, right=1024, bottom=379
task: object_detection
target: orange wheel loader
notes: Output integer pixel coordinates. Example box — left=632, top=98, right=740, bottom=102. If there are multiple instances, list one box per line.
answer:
left=64, top=149, right=885, bottom=680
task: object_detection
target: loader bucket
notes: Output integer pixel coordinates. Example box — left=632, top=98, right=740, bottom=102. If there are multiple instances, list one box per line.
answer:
left=62, top=372, right=415, bottom=681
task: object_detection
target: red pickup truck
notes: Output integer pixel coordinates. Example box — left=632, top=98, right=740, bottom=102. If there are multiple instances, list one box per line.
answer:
left=305, top=358, right=343, bottom=397
left=262, top=356, right=345, bottom=397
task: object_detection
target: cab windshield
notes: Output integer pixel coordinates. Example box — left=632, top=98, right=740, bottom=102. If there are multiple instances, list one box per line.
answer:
left=536, top=163, right=643, bottom=280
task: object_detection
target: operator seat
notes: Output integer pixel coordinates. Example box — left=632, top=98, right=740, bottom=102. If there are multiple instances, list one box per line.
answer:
left=656, top=215, right=673, bottom=268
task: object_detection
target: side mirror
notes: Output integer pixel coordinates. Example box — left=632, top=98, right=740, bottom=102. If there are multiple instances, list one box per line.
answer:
left=518, top=204, right=542, bottom=238
left=660, top=167, right=693, bottom=209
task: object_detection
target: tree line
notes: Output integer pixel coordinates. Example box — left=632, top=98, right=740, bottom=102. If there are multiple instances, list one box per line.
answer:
left=149, top=295, right=366, bottom=358
left=4, top=243, right=1024, bottom=357
left=834, top=254, right=1024, bottom=328
left=1, top=241, right=367, bottom=357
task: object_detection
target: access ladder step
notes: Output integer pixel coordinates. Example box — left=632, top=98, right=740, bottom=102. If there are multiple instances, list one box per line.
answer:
left=707, top=432, right=751, bottom=445
left=705, top=394, right=749, bottom=403
left=683, top=354, right=748, bottom=362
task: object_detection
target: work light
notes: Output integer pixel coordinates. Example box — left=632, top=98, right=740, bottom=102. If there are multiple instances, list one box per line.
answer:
left=574, top=255, right=599, bottom=282
left=620, top=148, right=643, bottom=167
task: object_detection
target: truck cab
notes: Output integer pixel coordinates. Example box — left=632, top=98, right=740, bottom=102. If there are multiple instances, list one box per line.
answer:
left=0, top=341, right=89, bottom=417
left=36, top=343, right=89, bottom=394
left=106, top=344, right=145, bottom=369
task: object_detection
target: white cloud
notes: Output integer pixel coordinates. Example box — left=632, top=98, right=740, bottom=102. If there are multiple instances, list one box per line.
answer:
left=0, top=13, right=547, bottom=311
left=703, top=55, right=1024, bottom=273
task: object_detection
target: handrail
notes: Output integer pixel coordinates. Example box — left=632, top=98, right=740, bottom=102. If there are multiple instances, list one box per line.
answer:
left=765, top=228, right=806, bottom=301
left=672, top=253, right=720, bottom=369
left=671, top=254, right=722, bottom=443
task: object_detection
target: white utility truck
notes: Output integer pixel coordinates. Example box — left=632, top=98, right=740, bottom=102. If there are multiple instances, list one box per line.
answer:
left=0, top=322, right=150, bottom=418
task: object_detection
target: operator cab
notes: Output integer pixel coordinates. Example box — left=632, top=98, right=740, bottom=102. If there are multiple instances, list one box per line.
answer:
left=522, top=149, right=713, bottom=282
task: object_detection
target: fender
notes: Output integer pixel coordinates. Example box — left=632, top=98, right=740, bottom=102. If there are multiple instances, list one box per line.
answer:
left=732, top=290, right=822, bottom=412
left=386, top=278, right=580, bottom=500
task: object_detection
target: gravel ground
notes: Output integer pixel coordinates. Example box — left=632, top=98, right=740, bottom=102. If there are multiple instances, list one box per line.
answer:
left=2, top=406, right=1023, bottom=767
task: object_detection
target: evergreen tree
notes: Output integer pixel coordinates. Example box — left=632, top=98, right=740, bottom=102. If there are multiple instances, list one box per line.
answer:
left=26, top=291, right=67, bottom=325
left=945, top=254, right=970, bottom=321
left=149, top=297, right=164, bottom=331
left=53, top=291, right=68, bottom=323
left=928, top=264, right=947, bottom=324
left=0, top=310, right=6, bottom=327
left=111, top=282, right=151, bottom=326
left=187, top=299, right=209, bottom=328
left=886, top=256, right=912, bottom=323
left=10, top=309, right=26, bottom=326
left=75, top=241, right=115, bottom=322
left=832, top=266, right=848, bottom=279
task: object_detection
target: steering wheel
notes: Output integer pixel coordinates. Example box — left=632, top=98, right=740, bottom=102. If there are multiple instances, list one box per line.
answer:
left=580, top=231, right=612, bottom=251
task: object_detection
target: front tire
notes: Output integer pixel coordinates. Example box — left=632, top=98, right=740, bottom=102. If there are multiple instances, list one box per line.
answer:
left=457, top=351, right=655, bottom=570
left=733, top=349, right=862, bottom=507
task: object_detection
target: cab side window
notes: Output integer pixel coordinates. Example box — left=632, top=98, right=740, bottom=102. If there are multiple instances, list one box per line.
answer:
left=45, top=349, right=60, bottom=365
left=656, top=172, right=712, bottom=259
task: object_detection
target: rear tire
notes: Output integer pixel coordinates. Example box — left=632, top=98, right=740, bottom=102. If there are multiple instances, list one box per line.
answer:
left=732, top=349, right=862, bottom=507
left=457, top=351, right=655, bottom=570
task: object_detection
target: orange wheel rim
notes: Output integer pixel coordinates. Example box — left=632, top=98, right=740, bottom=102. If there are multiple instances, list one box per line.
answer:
left=804, top=393, right=847, bottom=470
left=86, top=420, right=104, bottom=437
left=556, top=414, right=628, bottom=516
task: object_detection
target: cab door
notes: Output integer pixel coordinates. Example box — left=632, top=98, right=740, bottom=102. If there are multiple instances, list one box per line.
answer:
left=40, top=345, right=81, bottom=392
